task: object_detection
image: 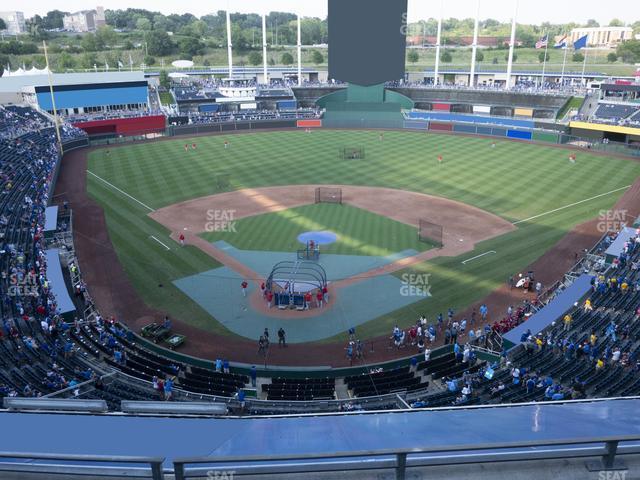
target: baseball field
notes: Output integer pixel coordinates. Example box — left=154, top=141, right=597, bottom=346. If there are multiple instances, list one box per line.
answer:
left=84, top=129, right=640, bottom=345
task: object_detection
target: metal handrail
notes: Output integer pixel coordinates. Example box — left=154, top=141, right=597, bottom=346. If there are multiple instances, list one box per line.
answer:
left=0, top=452, right=165, bottom=480
left=173, top=435, right=639, bottom=480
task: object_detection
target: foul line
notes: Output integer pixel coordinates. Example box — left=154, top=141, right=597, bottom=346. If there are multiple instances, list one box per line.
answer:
left=87, top=170, right=155, bottom=212
left=512, top=185, right=632, bottom=225
left=149, top=236, right=171, bottom=251
left=462, top=251, right=496, bottom=265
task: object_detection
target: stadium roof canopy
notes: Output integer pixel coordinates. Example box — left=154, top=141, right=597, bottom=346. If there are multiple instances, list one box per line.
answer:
left=601, top=83, right=640, bottom=92
left=0, top=71, right=145, bottom=94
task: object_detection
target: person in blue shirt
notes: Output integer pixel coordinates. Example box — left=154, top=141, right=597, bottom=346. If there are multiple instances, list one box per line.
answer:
left=250, top=366, right=257, bottom=387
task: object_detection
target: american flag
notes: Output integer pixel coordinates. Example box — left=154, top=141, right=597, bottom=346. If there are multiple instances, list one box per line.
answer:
left=535, top=35, right=549, bottom=49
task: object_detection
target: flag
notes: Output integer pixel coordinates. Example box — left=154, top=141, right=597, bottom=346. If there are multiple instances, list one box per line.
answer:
left=554, top=34, right=567, bottom=48
left=118, top=60, right=124, bottom=69
left=573, top=34, right=588, bottom=51
left=535, top=35, right=548, bottom=49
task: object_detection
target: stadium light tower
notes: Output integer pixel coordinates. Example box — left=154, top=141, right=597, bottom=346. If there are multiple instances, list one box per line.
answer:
left=505, top=0, right=518, bottom=90
left=433, top=0, right=443, bottom=86
left=262, top=12, right=268, bottom=84
left=226, top=7, right=233, bottom=80
left=469, top=0, right=480, bottom=87
left=297, top=13, right=302, bottom=86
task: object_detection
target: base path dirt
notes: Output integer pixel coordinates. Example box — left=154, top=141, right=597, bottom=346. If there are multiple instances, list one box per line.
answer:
left=151, top=185, right=514, bottom=318
left=57, top=145, right=640, bottom=368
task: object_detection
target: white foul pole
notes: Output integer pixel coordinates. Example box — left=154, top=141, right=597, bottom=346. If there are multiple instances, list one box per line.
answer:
left=226, top=8, right=233, bottom=79
left=262, top=13, right=268, bottom=83
left=434, top=0, right=443, bottom=85
left=469, top=0, right=480, bottom=87
left=541, top=31, right=549, bottom=87
left=297, top=14, right=302, bottom=86
left=560, top=38, right=568, bottom=86
left=505, top=0, right=518, bottom=90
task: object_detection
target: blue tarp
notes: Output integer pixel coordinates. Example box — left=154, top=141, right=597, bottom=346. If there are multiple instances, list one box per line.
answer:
left=43, top=206, right=58, bottom=233
left=605, top=226, right=637, bottom=263
left=503, top=274, right=593, bottom=350
left=45, top=249, right=76, bottom=318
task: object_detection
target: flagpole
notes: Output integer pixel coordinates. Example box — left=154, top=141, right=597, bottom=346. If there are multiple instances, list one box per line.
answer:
left=541, top=32, right=548, bottom=87
left=262, top=12, right=268, bottom=84
left=433, top=0, right=443, bottom=86
left=226, top=5, right=233, bottom=80
left=505, top=0, right=518, bottom=90
left=42, top=41, right=63, bottom=154
left=581, top=47, right=588, bottom=87
left=560, top=40, right=568, bottom=87
left=469, top=0, right=480, bottom=87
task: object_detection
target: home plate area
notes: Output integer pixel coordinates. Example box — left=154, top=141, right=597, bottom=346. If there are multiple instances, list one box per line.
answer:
left=172, top=241, right=429, bottom=343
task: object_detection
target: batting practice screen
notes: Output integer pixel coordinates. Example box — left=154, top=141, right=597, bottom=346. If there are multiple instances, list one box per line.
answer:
left=315, top=187, right=343, bottom=204
left=340, top=147, right=365, bottom=159
left=418, top=219, right=443, bottom=247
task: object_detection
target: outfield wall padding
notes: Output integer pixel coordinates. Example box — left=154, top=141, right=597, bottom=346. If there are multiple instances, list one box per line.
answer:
left=507, top=129, right=533, bottom=140
left=453, top=124, right=477, bottom=134
left=476, top=126, right=494, bottom=136
left=432, top=102, right=451, bottom=111
left=297, top=119, right=322, bottom=128
left=532, top=131, right=559, bottom=143
left=428, top=122, right=454, bottom=132
left=490, top=127, right=507, bottom=137
left=403, top=120, right=428, bottom=129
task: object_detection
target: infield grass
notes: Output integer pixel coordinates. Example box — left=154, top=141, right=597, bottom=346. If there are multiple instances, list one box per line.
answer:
left=87, top=130, right=640, bottom=339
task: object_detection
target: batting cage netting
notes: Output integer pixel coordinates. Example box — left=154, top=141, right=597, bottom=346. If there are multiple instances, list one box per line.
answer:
left=339, top=146, right=365, bottom=159
left=418, top=219, right=443, bottom=247
left=315, top=187, right=343, bottom=204
left=216, top=173, right=231, bottom=190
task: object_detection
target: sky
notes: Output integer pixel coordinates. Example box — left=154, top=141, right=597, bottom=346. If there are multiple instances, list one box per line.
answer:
left=16, top=0, right=640, bottom=25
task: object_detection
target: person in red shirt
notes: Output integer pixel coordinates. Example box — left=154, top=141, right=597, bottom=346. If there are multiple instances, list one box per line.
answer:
left=304, top=291, right=312, bottom=310
left=179, top=233, right=185, bottom=246
left=316, top=290, right=324, bottom=308
left=437, top=155, right=443, bottom=164
left=322, top=285, right=329, bottom=303
left=260, top=282, right=266, bottom=296
left=192, top=143, right=197, bottom=150
left=241, top=280, right=248, bottom=297
left=266, top=290, right=273, bottom=308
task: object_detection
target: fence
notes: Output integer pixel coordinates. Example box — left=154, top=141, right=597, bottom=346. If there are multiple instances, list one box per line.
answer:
left=418, top=219, right=443, bottom=247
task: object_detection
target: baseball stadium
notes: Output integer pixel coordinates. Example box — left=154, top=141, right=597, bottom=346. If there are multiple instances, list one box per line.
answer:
left=2, top=0, right=640, bottom=479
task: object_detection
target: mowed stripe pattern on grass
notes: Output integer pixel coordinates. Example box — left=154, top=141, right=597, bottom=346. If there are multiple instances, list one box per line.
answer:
left=201, top=203, right=433, bottom=257
left=87, top=130, right=640, bottom=338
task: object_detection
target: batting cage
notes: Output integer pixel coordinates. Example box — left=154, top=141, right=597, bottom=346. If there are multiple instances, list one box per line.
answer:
left=216, top=173, right=231, bottom=190
left=266, top=261, right=327, bottom=310
left=315, top=187, right=343, bottom=204
left=418, top=219, right=443, bottom=247
left=339, top=146, right=365, bottom=159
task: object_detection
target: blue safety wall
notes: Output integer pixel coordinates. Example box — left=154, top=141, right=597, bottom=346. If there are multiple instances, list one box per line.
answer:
left=406, top=111, right=535, bottom=129
left=198, top=104, right=220, bottom=113
left=37, top=86, right=148, bottom=110
left=507, top=129, right=533, bottom=140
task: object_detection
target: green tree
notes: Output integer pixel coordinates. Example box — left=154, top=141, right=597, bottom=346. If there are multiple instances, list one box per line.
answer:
left=42, top=10, right=67, bottom=30
left=475, top=50, right=484, bottom=62
left=609, top=18, right=624, bottom=27
left=440, top=51, right=452, bottom=62
left=136, top=17, right=152, bottom=31
left=81, top=52, right=98, bottom=69
left=57, top=52, right=76, bottom=69
left=95, top=26, right=117, bottom=48
left=0, top=18, right=6, bottom=30
left=145, top=30, right=173, bottom=56
left=585, top=19, right=599, bottom=27
left=607, top=52, right=618, bottom=62
left=248, top=51, right=262, bottom=65
left=616, top=39, right=640, bottom=63
left=572, top=52, right=584, bottom=62
left=178, top=36, right=205, bottom=56
left=81, top=33, right=101, bottom=52
left=407, top=50, right=419, bottom=63
left=144, top=55, right=156, bottom=66
left=538, top=51, right=549, bottom=63
left=492, top=57, right=499, bottom=64
left=281, top=52, right=294, bottom=65
left=311, top=49, right=324, bottom=64
left=159, top=70, right=170, bottom=89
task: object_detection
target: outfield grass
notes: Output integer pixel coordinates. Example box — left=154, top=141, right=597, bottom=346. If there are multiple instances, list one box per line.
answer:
left=200, top=203, right=433, bottom=257
left=87, top=130, right=640, bottom=339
